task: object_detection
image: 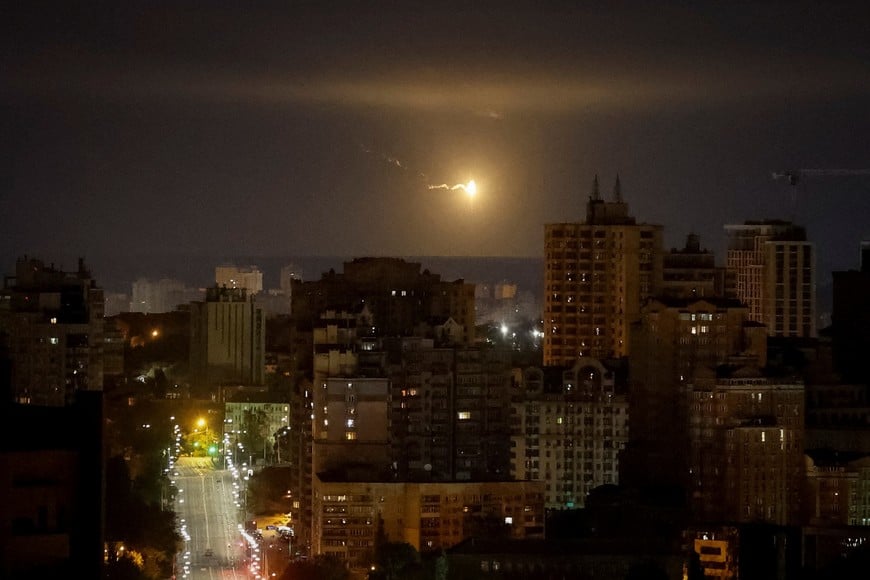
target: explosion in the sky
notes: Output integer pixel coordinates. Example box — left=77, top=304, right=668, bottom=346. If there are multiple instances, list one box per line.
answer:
left=428, top=180, right=477, bottom=197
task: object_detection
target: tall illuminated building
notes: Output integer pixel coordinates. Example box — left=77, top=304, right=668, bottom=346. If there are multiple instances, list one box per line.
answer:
left=544, top=176, right=663, bottom=365
left=724, top=220, right=816, bottom=338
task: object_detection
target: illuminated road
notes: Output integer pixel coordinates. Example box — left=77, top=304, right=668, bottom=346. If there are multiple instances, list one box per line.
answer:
left=172, top=456, right=255, bottom=579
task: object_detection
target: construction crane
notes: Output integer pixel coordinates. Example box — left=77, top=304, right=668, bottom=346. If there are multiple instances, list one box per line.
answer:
left=772, top=168, right=870, bottom=186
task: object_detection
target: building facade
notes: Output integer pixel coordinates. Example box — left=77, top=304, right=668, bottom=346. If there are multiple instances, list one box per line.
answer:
left=215, top=264, right=263, bottom=295
left=130, top=277, right=202, bottom=314
left=544, top=176, right=663, bottom=365
left=724, top=220, right=816, bottom=338
left=625, top=297, right=765, bottom=489
left=224, top=394, right=290, bottom=463
left=291, top=258, right=475, bottom=346
left=312, top=477, right=545, bottom=567
left=687, top=368, right=805, bottom=525
left=189, top=286, right=266, bottom=392
left=388, top=342, right=514, bottom=482
left=511, top=358, right=629, bottom=509
left=662, top=233, right=724, bottom=299
left=831, top=241, right=870, bottom=384
left=1, top=257, right=104, bottom=406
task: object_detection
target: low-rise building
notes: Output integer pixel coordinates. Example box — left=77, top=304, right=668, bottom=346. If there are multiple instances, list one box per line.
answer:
left=312, top=474, right=545, bottom=568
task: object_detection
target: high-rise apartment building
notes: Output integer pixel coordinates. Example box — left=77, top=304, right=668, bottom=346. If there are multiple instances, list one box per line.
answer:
left=291, top=257, right=475, bottom=345
left=544, top=176, right=663, bottom=365
left=831, top=240, right=870, bottom=384
left=625, top=297, right=766, bottom=490
left=189, top=286, right=265, bottom=392
left=511, top=357, right=629, bottom=509
left=724, top=220, right=816, bottom=338
left=310, top=328, right=515, bottom=483
left=388, top=341, right=514, bottom=482
left=662, top=233, right=725, bottom=299
left=0, top=257, right=104, bottom=406
left=312, top=376, right=391, bottom=474
left=302, top=312, right=516, bottom=560
left=215, top=264, right=263, bottom=294
left=280, top=263, right=302, bottom=295
left=688, top=367, right=804, bottom=525
left=130, top=277, right=202, bottom=314
left=0, top=257, right=106, bottom=576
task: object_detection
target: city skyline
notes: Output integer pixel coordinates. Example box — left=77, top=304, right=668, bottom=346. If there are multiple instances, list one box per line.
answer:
left=3, top=2, right=870, bottom=281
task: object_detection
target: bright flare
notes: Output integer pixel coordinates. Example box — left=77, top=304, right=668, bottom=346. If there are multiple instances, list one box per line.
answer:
left=428, top=180, right=477, bottom=197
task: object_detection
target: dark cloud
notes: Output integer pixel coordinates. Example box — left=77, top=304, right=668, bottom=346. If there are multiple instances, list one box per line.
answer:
left=2, top=1, right=869, bottom=293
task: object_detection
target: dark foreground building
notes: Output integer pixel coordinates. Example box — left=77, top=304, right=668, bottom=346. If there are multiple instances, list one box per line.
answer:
left=0, top=391, right=105, bottom=577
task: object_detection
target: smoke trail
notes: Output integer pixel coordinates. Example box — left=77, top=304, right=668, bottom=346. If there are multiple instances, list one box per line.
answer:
left=428, top=180, right=477, bottom=195
left=360, top=144, right=427, bottom=179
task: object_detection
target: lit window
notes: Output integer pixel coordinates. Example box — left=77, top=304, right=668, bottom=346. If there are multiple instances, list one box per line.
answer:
left=346, top=419, right=355, bottom=428
left=345, top=432, right=357, bottom=440
left=458, top=411, right=471, bottom=420
left=50, top=317, right=57, bottom=324
left=50, top=337, right=59, bottom=345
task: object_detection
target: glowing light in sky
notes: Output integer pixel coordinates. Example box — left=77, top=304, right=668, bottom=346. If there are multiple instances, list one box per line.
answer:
left=428, top=180, right=477, bottom=197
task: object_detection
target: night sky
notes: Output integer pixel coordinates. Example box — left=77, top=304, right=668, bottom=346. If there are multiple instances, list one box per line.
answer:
left=3, top=2, right=870, bottom=283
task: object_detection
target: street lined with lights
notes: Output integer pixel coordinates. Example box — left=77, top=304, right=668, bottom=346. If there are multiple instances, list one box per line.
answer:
left=169, top=417, right=257, bottom=579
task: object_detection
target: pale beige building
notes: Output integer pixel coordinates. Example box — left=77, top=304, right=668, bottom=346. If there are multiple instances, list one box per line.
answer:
left=215, top=264, right=263, bottom=294
left=544, top=175, right=663, bottom=365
